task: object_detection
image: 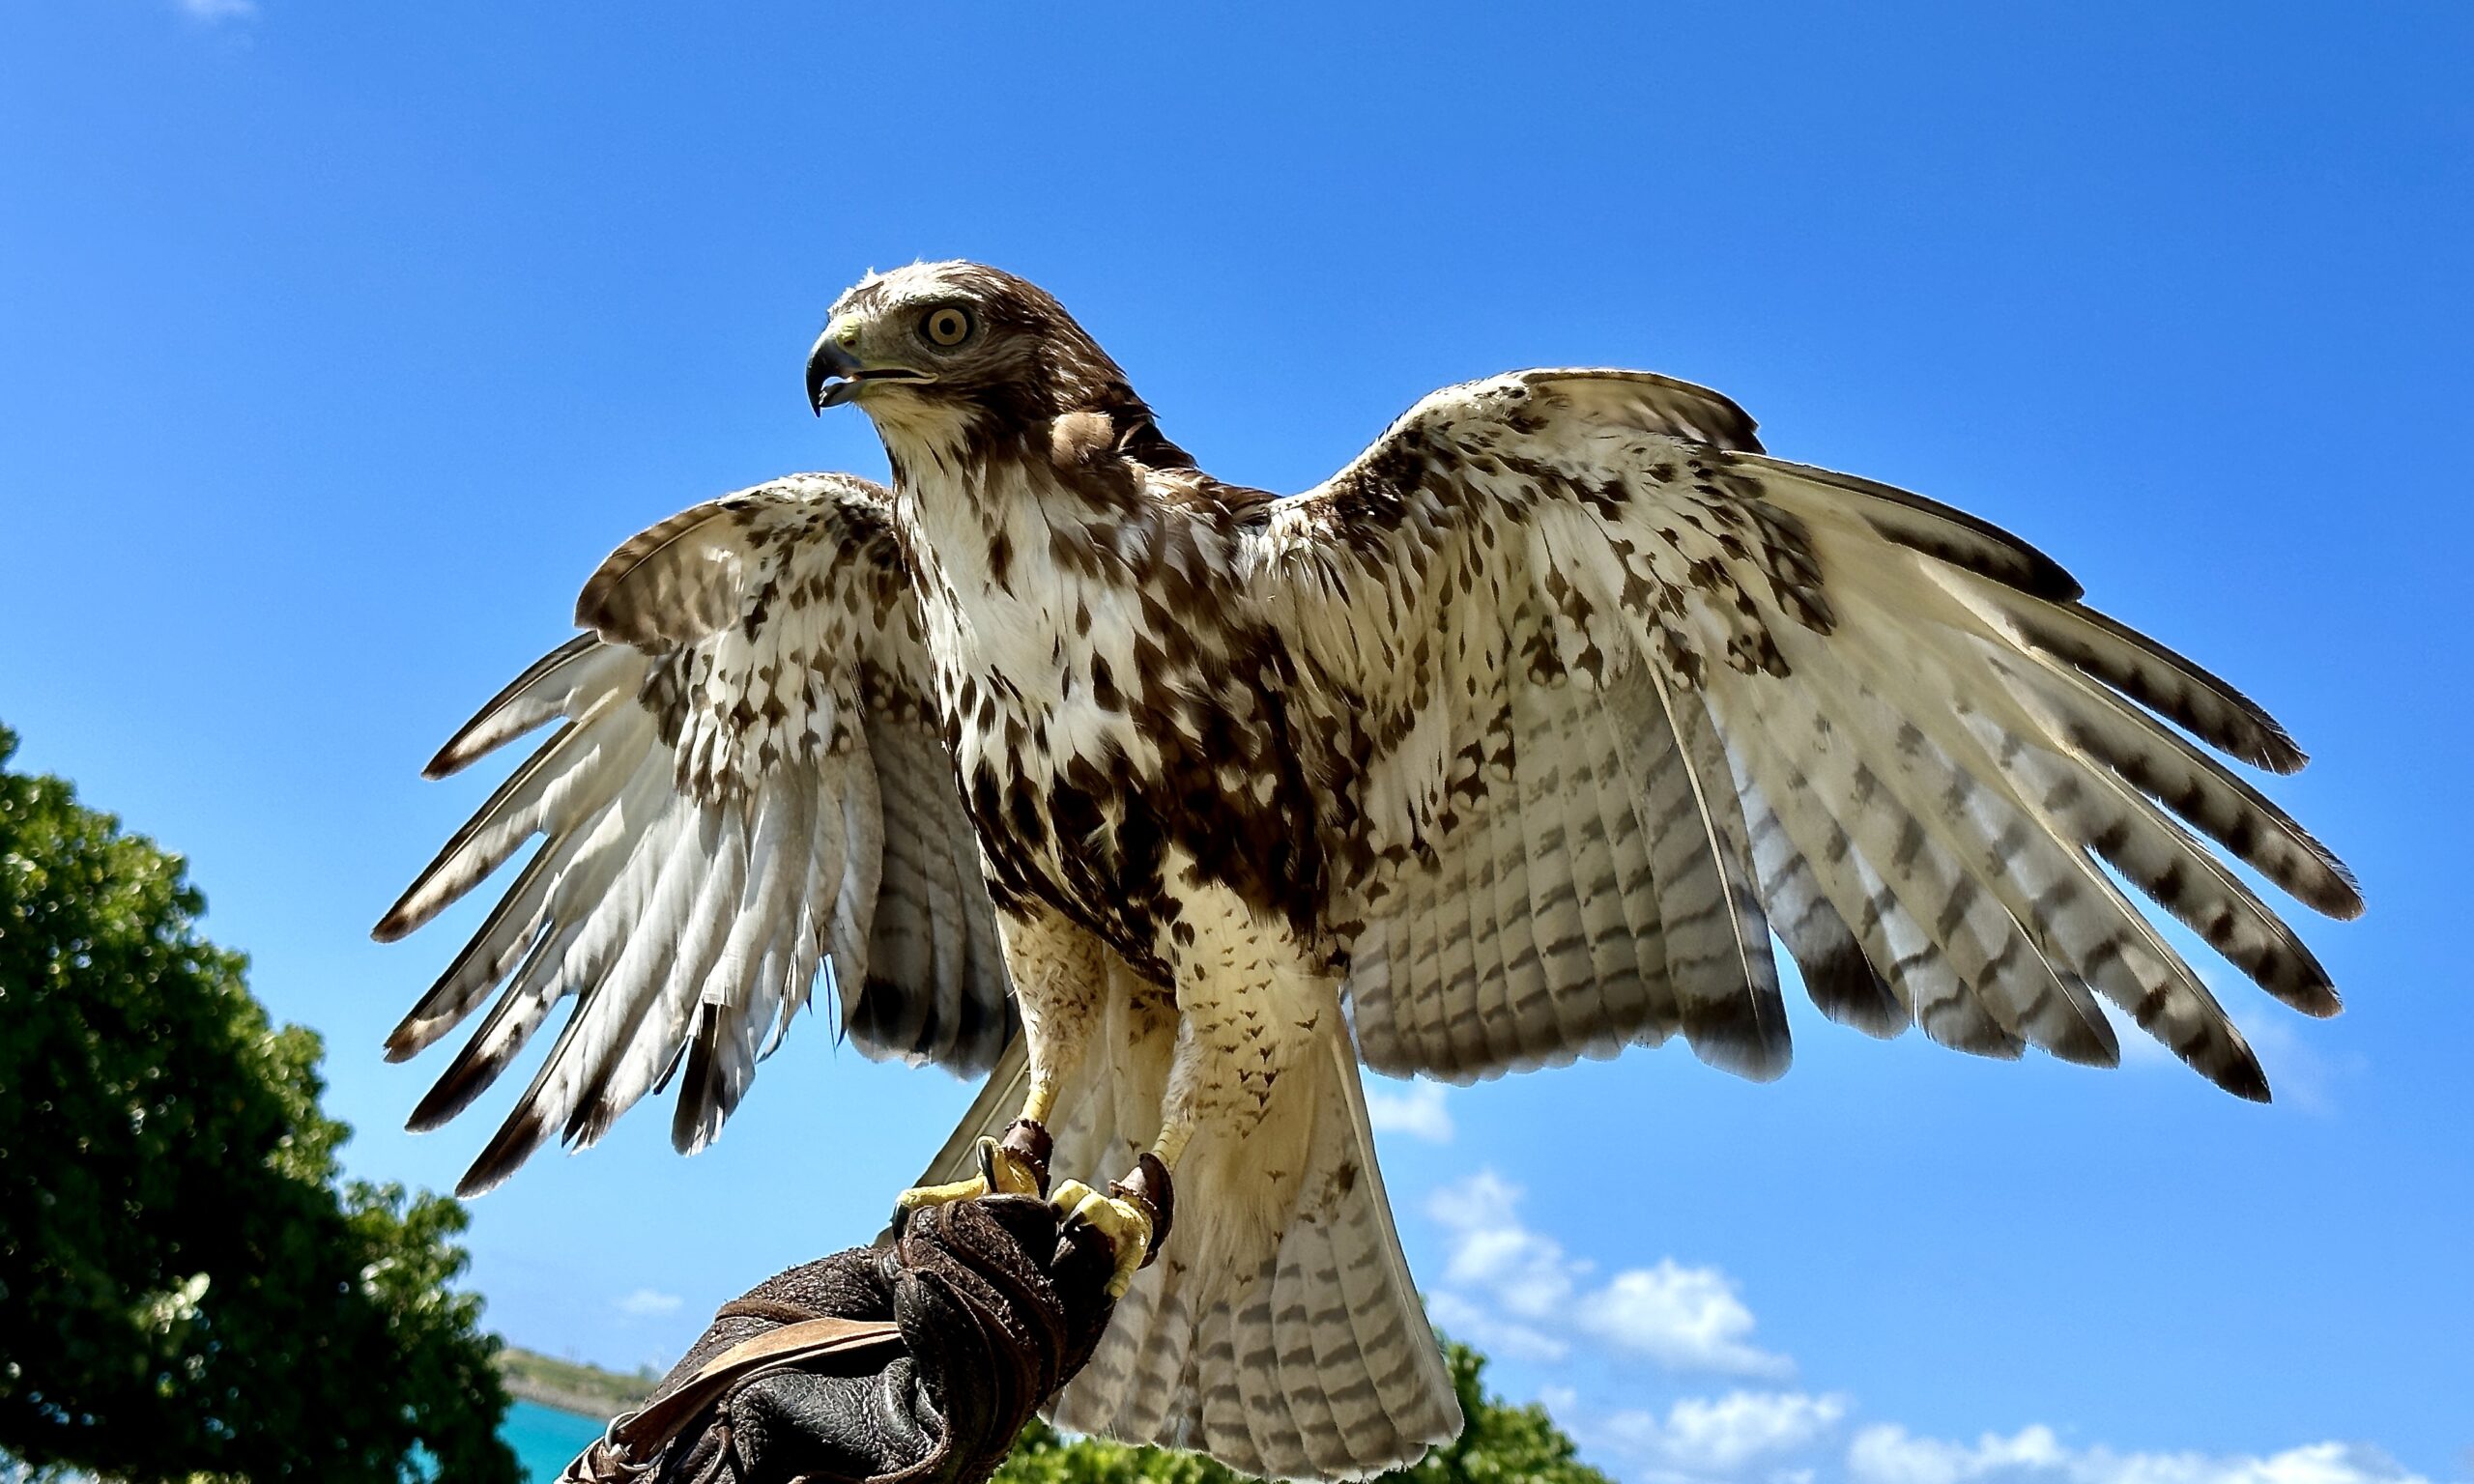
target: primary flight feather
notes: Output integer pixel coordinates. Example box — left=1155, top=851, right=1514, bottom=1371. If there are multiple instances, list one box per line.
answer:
left=379, top=262, right=2355, bottom=1480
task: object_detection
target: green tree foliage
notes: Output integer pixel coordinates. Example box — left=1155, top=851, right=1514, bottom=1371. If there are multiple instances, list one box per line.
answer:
left=0, top=726, right=518, bottom=1482
left=993, top=1338, right=1613, bottom=1484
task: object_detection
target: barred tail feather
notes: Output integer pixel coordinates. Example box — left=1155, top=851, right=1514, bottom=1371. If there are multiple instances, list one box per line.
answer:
left=1047, top=1035, right=1458, bottom=1480
left=920, top=1003, right=1458, bottom=1481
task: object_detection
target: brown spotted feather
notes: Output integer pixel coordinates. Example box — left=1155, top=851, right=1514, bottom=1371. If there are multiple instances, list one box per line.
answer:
left=1258, top=365, right=2351, bottom=1102
left=376, top=473, right=1013, bottom=1195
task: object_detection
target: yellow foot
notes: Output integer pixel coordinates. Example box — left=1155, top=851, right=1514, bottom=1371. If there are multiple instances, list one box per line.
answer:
left=892, top=1122, right=1050, bottom=1217
left=1053, top=1152, right=1173, bottom=1299
left=1051, top=1180, right=1156, bottom=1299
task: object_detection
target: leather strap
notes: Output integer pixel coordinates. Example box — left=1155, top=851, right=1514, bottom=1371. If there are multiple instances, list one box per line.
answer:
left=604, top=1315, right=905, bottom=1462
left=713, top=1297, right=828, bottom=1326
left=1110, top=1152, right=1174, bottom=1265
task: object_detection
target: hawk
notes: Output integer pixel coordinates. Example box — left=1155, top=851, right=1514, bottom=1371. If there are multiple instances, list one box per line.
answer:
left=377, top=262, right=2357, bottom=1480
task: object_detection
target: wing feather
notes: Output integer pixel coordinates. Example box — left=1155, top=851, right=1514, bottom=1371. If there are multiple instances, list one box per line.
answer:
left=376, top=685, right=647, bottom=943
left=377, top=473, right=1011, bottom=1194
left=1477, top=676, right=1558, bottom=1064
left=402, top=741, right=676, bottom=1131
left=1546, top=697, right=1644, bottom=1064
left=1649, top=680, right=1793, bottom=1077
left=1259, top=368, right=2350, bottom=1099
left=674, top=778, right=812, bottom=1150
left=1971, top=585, right=2306, bottom=773
left=1990, top=636, right=2358, bottom=916
left=1568, top=681, right=1671, bottom=1062
left=1509, top=672, right=1623, bottom=1059
left=1453, top=745, right=1518, bottom=1072
left=1719, top=654, right=2114, bottom=1067
left=421, top=635, right=636, bottom=781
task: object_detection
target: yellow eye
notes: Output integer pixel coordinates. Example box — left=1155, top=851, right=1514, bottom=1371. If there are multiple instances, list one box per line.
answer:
left=922, top=306, right=973, bottom=348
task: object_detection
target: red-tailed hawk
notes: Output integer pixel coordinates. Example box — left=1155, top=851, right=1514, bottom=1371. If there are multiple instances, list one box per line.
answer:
left=377, top=262, right=2356, bottom=1480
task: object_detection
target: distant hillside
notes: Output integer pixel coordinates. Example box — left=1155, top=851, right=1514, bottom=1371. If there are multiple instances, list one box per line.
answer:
left=497, top=1344, right=658, bottom=1420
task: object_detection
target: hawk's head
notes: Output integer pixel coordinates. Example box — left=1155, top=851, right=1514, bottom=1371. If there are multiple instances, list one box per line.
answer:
left=807, top=262, right=1187, bottom=468
left=806, top=261, right=1122, bottom=426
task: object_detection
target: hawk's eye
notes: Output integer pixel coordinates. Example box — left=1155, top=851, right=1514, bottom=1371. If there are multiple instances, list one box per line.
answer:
left=921, top=306, right=974, bottom=348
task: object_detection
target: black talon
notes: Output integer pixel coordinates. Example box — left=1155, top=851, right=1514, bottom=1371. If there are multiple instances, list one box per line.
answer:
left=1108, top=1152, right=1174, bottom=1267
left=999, top=1118, right=1053, bottom=1197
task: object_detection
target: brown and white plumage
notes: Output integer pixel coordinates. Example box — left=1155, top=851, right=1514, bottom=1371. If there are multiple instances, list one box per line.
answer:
left=375, top=473, right=1012, bottom=1196
left=913, top=956, right=1459, bottom=1478
left=1258, top=367, right=2355, bottom=1099
left=381, top=263, right=2354, bottom=1481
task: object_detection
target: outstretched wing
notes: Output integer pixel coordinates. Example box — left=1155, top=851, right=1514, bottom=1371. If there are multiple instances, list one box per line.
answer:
left=375, top=472, right=1011, bottom=1195
left=1256, top=370, right=2356, bottom=1097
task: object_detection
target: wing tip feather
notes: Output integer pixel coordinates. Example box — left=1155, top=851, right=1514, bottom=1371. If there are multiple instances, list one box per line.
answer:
left=2041, top=1016, right=2122, bottom=1070
left=370, top=871, right=459, bottom=945
left=2318, top=861, right=2366, bottom=922
left=1686, top=1020, right=1794, bottom=1082
left=454, top=1108, right=549, bottom=1198
left=405, top=1013, right=527, bottom=1135
left=2292, top=983, right=2344, bottom=1019
left=2066, top=602, right=2312, bottom=776
left=1798, top=944, right=1909, bottom=1041
left=2219, top=1059, right=2274, bottom=1104
left=370, top=905, right=417, bottom=944
left=668, top=1005, right=735, bottom=1156
left=2167, top=1016, right=2272, bottom=1103
left=424, top=633, right=604, bottom=780
left=1798, top=463, right=2085, bottom=601
left=2251, top=728, right=2309, bottom=777
left=420, top=740, right=486, bottom=781
left=406, top=1072, right=480, bottom=1136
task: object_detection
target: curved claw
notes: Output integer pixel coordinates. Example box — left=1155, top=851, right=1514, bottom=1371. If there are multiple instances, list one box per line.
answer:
left=893, top=1130, right=1048, bottom=1222
left=1050, top=1180, right=1154, bottom=1299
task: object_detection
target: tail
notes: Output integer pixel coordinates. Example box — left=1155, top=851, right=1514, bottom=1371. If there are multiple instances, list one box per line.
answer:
left=918, top=1021, right=1460, bottom=1480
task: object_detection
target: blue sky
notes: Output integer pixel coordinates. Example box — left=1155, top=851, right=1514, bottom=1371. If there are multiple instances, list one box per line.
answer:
left=4, top=3, right=2469, bottom=1482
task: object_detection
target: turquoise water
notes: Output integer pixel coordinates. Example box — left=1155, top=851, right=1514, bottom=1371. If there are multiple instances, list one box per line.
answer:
left=504, top=1398, right=610, bottom=1480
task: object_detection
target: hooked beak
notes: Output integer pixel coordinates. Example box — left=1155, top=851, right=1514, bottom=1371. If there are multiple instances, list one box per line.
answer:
left=805, top=333, right=865, bottom=414
left=805, top=328, right=932, bottom=414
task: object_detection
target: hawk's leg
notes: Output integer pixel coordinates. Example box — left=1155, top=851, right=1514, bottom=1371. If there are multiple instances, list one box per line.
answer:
left=1062, top=904, right=1317, bottom=1298
left=895, top=909, right=1108, bottom=1217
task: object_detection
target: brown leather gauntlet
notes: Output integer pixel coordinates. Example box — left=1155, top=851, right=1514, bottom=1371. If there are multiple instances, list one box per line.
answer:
left=559, top=1195, right=1117, bottom=1484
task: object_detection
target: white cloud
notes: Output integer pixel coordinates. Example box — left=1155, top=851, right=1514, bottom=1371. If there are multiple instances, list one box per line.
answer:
left=1849, top=1426, right=2436, bottom=1484
left=1595, top=1390, right=1851, bottom=1477
left=174, top=0, right=258, bottom=18
left=1852, top=1424, right=2070, bottom=1484
left=1579, top=1263, right=1795, bottom=1379
left=1425, top=1170, right=1793, bottom=1379
left=616, top=1287, right=683, bottom=1318
left=1366, top=1077, right=1455, bottom=1142
left=1430, top=1170, right=1582, bottom=1318
left=1521, top=1397, right=2433, bottom=1484
left=1407, top=1174, right=2428, bottom=1484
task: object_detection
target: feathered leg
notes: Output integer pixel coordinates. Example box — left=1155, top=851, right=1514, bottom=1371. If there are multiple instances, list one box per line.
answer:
left=896, top=909, right=1107, bottom=1212
left=1057, top=881, right=1334, bottom=1298
left=908, top=923, right=1459, bottom=1475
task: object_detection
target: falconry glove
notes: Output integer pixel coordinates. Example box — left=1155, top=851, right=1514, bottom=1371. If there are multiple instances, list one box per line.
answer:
left=557, top=1193, right=1118, bottom=1484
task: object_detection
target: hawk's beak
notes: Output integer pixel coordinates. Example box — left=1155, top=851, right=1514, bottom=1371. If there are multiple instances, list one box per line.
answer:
left=806, top=334, right=866, bottom=415
left=805, top=331, right=932, bottom=415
